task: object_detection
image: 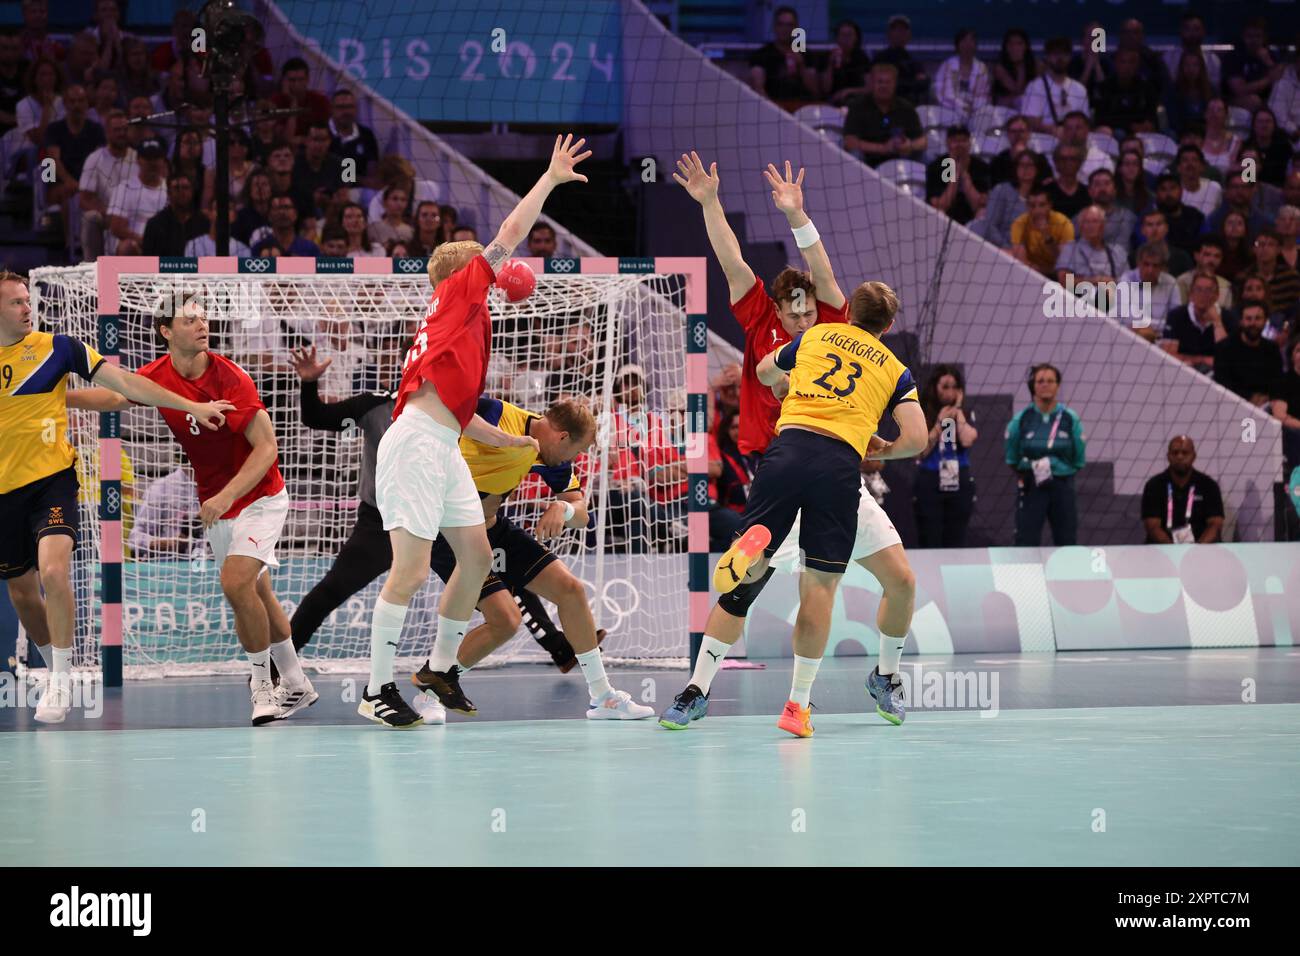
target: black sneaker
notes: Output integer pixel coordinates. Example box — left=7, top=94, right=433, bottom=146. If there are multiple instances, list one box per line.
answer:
left=358, top=682, right=424, bottom=728
left=411, top=663, right=477, bottom=715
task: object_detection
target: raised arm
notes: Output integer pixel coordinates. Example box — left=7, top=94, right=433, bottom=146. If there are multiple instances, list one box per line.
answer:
left=672, top=151, right=756, bottom=303
left=291, top=345, right=389, bottom=431
left=89, top=363, right=234, bottom=430
left=482, top=133, right=591, bottom=271
left=764, top=161, right=845, bottom=310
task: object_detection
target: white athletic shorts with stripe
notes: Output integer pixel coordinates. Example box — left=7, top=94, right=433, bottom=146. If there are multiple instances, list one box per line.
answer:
left=376, top=407, right=483, bottom=541
left=206, top=488, right=289, bottom=573
left=770, top=478, right=901, bottom=574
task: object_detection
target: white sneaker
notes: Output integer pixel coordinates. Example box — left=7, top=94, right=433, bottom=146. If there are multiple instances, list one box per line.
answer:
left=34, top=674, right=72, bottom=724
left=273, top=676, right=319, bottom=720
left=413, top=692, right=447, bottom=725
left=587, top=688, right=655, bottom=720
left=251, top=679, right=281, bottom=726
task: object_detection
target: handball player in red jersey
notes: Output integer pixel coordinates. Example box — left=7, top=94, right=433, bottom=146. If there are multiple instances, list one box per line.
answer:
left=360, top=134, right=591, bottom=728
left=68, top=295, right=317, bottom=725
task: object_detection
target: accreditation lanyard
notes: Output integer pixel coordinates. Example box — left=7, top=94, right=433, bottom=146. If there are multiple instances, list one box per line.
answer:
left=1166, top=481, right=1195, bottom=530
left=1043, top=410, right=1062, bottom=451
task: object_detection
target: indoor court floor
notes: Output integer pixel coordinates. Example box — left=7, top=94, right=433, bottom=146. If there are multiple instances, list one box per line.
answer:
left=2, top=650, right=1298, bottom=867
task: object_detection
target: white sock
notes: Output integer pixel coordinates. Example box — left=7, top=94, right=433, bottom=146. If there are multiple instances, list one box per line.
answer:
left=247, top=648, right=272, bottom=685
left=879, top=634, right=907, bottom=675
left=429, top=615, right=469, bottom=673
left=29, top=642, right=50, bottom=668
left=689, top=635, right=731, bottom=694
left=51, top=645, right=72, bottom=682
left=368, top=596, right=408, bottom=694
left=577, top=648, right=613, bottom=699
left=790, top=654, right=821, bottom=708
left=269, top=638, right=306, bottom=686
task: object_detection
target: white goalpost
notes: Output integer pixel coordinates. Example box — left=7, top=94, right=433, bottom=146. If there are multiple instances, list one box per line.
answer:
left=28, top=256, right=709, bottom=681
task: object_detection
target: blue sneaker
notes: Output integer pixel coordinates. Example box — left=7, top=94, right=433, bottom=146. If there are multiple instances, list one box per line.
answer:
left=659, top=684, right=709, bottom=730
left=866, top=667, right=906, bottom=725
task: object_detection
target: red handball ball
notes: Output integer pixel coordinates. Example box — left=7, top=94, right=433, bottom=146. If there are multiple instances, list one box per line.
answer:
left=496, top=259, right=537, bottom=302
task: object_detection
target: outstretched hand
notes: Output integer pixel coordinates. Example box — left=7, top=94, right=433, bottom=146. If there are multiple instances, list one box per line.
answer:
left=763, top=161, right=805, bottom=218
left=546, top=133, right=592, bottom=186
left=672, top=151, right=721, bottom=205
left=289, top=346, right=332, bottom=382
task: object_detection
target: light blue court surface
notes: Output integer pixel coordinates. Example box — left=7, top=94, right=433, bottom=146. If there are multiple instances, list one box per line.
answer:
left=2, top=653, right=1299, bottom=866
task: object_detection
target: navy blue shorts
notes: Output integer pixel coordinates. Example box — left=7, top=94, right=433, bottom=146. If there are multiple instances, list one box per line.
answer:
left=738, top=429, right=861, bottom=573
left=429, top=513, right=556, bottom=601
left=0, top=467, right=81, bottom=579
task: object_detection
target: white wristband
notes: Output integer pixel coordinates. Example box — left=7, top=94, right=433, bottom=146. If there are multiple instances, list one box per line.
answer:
left=791, top=220, right=820, bottom=249
left=560, top=500, right=576, bottom=522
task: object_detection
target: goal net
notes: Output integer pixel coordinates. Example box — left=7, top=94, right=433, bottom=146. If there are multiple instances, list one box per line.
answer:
left=28, top=257, right=704, bottom=678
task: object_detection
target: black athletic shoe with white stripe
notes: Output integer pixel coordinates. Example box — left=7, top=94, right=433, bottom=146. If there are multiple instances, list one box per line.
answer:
left=411, top=663, right=477, bottom=715
left=358, top=682, right=424, bottom=729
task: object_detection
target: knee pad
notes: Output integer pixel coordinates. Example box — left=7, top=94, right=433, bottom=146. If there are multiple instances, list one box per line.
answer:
left=717, top=566, right=776, bottom=618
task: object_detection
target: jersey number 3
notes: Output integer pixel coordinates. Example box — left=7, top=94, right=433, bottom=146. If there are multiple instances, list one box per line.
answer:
left=811, top=353, right=863, bottom=397
left=403, top=331, right=429, bottom=370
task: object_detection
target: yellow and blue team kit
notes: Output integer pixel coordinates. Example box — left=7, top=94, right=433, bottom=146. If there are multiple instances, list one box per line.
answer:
left=0, top=332, right=106, bottom=578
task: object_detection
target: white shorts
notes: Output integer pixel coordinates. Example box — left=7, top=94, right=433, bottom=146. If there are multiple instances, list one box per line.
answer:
left=206, top=488, right=289, bottom=571
left=770, top=479, right=902, bottom=573
left=376, top=407, right=483, bottom=541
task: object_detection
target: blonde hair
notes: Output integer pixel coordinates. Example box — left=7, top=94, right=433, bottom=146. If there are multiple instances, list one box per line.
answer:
left=546, top=398, right=597, bottom=445
left=427, top=240, right=485, bottom=289
left=0, top=270, right=28, bottom=290
left=848, top=280, right=899, bottom=334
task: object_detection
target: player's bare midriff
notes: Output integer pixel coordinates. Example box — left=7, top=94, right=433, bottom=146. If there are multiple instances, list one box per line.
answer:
left=404, top=379, right=462, bottom=432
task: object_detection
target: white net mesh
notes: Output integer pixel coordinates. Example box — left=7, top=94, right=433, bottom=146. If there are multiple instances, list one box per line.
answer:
left=29, top=261, right=692, bottom=677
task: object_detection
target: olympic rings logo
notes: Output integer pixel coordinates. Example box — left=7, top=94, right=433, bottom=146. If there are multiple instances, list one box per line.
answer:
left=105, top=487, right=121, bottom=514
left=579, top=576, right=642, bottom=635
left=242, top=258, right=271, bottom=273
left=692, top=322, right=707, bottom=348
left=548, top=258, right=577, bottom=273
left=103, top=324, right=118, bottom=349
left=396, top=258, right=425, bottom=273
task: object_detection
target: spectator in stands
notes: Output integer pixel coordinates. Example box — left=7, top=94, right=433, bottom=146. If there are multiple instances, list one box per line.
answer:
left=1011, top=186, right=1073, bottom=278
left=1162, top=272, right=1234, bottom=371
left=1176, top=237, right=1233, bottom=308
left=232, top=168, right=271, bottom=246
left=1215, top=299, right=1283, bottom=405
left=975, top=150, right=1042, bottom=246
left=327, top=88, right=380, bottom=187
left=1271, top=337, right=1300, bottom=466
left=710, top=363, right=741, bottom=419
left=708, top=409, right=749, bottom=551
left=0, top=27, right=27, bottom=137
left=1131, top=209, right=1194, bottom=276
left=1165, top=49, right=1214, bottom=135
left=988, top=115, right=1051, bottom=187
left=337, top=201, right=384, bottom=258
left=366, top=155, right=437, bottom=224
left=272, top=57, right=329, bottom=144
left=251, top=191, right=319, bottom=257
left=437, top=205, right=460, bottom=244
left=77, top=107, right=133, bottom=259
left=1045, top=144, right=1090, bottom=219
left=87, top=0, right=128, bottom=75
left=1114, top=149, right=1151, bottom=213
left=1116, top=18, right=1168, bottom=94
left=933, top=28, right=991, bottom=120
left=1174, top=145, right=1221, bottom=216
left=410, top=200, right=441, bottom=256
left=1165, top=12, right=1222, bottom=93
left=1057, top=205, right=1125, bottom=294
left=1140, top=436, right=1224, bottom=544
left=385, top=238, right=412, bottom=258
left=244, top=97, right=277, bottom=165
left=1200, top=98, right=1242, bottom=176
left=1006, top=363, right=1085, bottom=546
left=1151, top=173, right=1206, bottom=255
left=528, top=222, right=558, bottom=257
left=873, top=14, right=928, bottom=106
left=913, top=364, right=978, bottom=548
left=1068, top=20, right=1106, bottom=100
left=926, top=125, right=989, bottom=225
left=1071, top=169, right=1136, bottom=254
left=42, top=83, right=103, bottom=210
left=1054, top=111, right=1110, bottom=175
left=219, top=127, right=252, bottom=201
left=318, top=223, right=347, bottom=257
left=1021, top=37, right=1089, bottom=136
left=84, top=74, right=117, bottom=128
left=451, top=225, right=477, bottom=243
left=1241, top=230, right=1300, bottom=318
left=992, top=28, right=1036, bottom=109
left=125, top=94, right=153, bottom=150
left=185, top=198, right=250, bottom=258
left=1281, top=169, right=1300, bottom=214
left=20, top=0, right=63, bottom=64
left=1237, top=276, right=1288, bottom=342
left=168, top=127, right=213, bottom=213
left=294, top=120, right=346, bottom=216
left=115, top=37, right=154, bottom=104
left=1270, top=38, right=1300, bottom=142
left=62, top=32, right=98, bottom=89
left=127, top=464, right=199, bottom=559
left=106, top=135, right=166, bottom=254
left=17, top=55, right=62, bottom=147
left=1275, top=205, right=1299, bottom=270
left=1093, top=47, right=1159, bottom=136
left=815, top=19, right=870, bottom=106
left=842, top=62, right=925, bottom=168
left=368, top=183, right=413, bottom=249
left=1240, top=107, right=1293, bottom=187
left=1223, top=17, right=1284, bottom=112
left=149, top=9, right=194, bottom=76
left=1220, top=210, right=1257, bottom=283
left=263, top=139, right=311, bottom=223
left=748, top=6, right=816, bottom=104
left=1204, top=172, right=1271, bottom=238
left=1120, top=240, right=1179, bottom=338
left=141, top=171, right=207, bottom=257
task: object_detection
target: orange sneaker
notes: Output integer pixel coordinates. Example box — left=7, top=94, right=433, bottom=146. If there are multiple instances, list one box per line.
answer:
left=713, top=524, right=772, bottom=594
left=776, top=700, right=814, bottom=738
